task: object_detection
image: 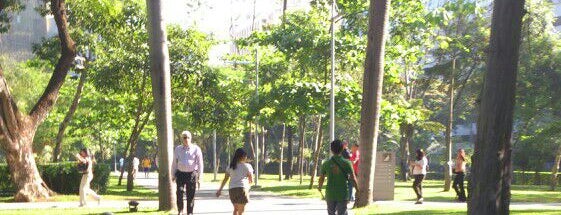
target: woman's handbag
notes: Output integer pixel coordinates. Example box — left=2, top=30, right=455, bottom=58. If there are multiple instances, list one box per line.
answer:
left=77, top=161, right=89, bottom=174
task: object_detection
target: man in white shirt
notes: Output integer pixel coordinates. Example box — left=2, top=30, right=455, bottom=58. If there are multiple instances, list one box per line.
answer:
left=172, top=130, right=204, bottom=215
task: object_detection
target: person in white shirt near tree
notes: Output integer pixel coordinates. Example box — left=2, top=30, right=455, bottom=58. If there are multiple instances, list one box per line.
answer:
left=410, top=149, right=428, bottom=204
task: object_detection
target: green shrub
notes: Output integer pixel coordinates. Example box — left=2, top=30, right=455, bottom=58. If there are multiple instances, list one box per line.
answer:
left=512, top=171, right=561, bottom=186
left=0, top=164, right=15, bottom=196
left=0, top=162, right=110, bottom=196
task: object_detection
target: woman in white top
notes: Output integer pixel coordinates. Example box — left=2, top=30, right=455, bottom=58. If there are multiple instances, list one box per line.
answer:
left=216, top=148, right=254, bottom=215
left=75, top=148, right=101, bottom=207
left=453, top=149, right=467, bottom=202
left=410, top=149, right=428, bottom=204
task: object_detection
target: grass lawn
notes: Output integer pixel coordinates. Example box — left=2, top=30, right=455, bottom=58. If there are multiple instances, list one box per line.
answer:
left=0, top=175, right=158, bottom=203
left=248, top=174, right=561, bottom=203
left=353, top=205, right=561, bottom=215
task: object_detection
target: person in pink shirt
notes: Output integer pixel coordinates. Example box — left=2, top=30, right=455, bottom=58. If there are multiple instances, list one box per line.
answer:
left=347, top=143, right=360, bottom=201
left=350, top=144, right=360, bottom=175
left=172, top=130, right=204, bottom=215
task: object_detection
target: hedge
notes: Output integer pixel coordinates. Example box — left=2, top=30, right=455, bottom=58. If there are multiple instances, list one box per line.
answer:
left=0, top=162, right=111, bottom=196
left=402, top=171, right=561, bottom=186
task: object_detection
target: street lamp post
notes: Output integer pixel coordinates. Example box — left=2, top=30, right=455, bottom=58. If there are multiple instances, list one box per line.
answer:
left=329, top=0, right=336, bottom=142
left=254, top=49, right=260, bottom=187
left=213, top=129, right=217, bottom=181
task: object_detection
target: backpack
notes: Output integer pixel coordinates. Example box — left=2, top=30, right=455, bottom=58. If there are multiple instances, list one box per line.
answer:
left=77, top=161, right=89, bottom=174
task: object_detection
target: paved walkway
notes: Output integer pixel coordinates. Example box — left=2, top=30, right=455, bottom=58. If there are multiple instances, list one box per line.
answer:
left=0, top=172, right=337, bottom=215
left=2, top=172, right=561, bottom=214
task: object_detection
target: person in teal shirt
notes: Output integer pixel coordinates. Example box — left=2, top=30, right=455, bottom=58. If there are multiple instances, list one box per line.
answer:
left=318, top=139, right=359, bottom=215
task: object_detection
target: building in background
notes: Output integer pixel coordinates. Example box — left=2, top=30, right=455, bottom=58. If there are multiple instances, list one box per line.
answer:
left=164, top=0, right=311, bottom=66
left=429, top=0, right=561, bottom=32
left=0, top=0, right=56, bottom=62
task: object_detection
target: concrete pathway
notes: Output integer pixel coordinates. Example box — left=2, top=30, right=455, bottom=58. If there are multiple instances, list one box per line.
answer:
left=2, top=172, right=561, bottom=214
left=0, top=172, right=340, bottom=215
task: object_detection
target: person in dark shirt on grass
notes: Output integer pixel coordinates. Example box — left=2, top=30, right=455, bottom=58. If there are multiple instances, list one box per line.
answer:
left=318, top=139, right=359, bottom=215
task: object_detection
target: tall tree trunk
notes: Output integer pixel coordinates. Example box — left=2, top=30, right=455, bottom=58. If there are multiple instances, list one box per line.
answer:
left=124, top=110, right=152, bottom=190
left=354, top=0, right=390, bottom=208
left=399, top=123, right=413, bottom=182
left=298, top=116, right=306, bottom=185
left=550, top=144, right=561, bottom=191
left=248, top=123, right=256, bottom=159
left=279, top=123, right=285, bottom=181
left=309, top=116, right=323, bottom=189
left=444, top=58, right=456, bottom=191
left=468, top=1, right=525, bottom=214
left=119, top=72, right=150, bottom=186
left=261, top=126, right=266, bottom=177
left=52, top=71, right=87, bottom=162
left=285, top=126, right=294, bottom=180
left=0, top=0, right=75, bottom=202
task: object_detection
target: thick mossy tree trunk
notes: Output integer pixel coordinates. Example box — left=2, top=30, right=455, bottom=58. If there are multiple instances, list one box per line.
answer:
left=53, top=70, right=87, bottom=162
left=354, top=0, right=390, bottom=208
left=468, top=1, right=525, bottom=214
left=0, top=0, right=76, bottom=202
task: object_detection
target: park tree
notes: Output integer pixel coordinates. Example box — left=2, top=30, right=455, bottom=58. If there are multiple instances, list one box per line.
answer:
left=31, top=0, right=122, bottom=162
left=354, top=0, right=390, bottom=208
left=146, top=0, right=175, bottom=210
left=0, top=0, right=76, bottom=201
left=511, top=0, right=561, bottom=190
left=468, top=0, right=525, bottom=214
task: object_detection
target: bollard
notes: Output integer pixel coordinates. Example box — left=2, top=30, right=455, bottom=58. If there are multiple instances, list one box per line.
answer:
left=128, top=200, right=139, bottom=212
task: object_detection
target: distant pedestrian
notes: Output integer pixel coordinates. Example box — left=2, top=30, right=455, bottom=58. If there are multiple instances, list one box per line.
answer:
left=341, top=140, right=351, bottom=159
left=172, top=130, right=204, bottom=215
left=119, top=157, right=124, bottom=172
left=75, top=148, right=101, bottom=207
left=318, top=139, right=359, bottom=215
left=410, top=149, right=428, bottom=204
left=132, top=156, right=140, bottom=179
left=349, top=144, right=360, bottom=201
left=453, top=149, right=467, bottom=202
left=142, top=157, right=151, bottom=178
left=216, top=148, right=254, bottom=215
left=341, top=140, right=353, bottom=201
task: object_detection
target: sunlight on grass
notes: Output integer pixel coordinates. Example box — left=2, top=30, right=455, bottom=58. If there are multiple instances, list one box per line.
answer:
left=2, top=207, right=166, bottom=215
left=0, top=176, right=157, bottom=203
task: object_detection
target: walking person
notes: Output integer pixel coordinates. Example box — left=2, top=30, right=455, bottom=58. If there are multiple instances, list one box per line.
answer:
left=172, top=130, right=204, bottom=215
left=341, top=140, right=353, bottom=201
left=318, top=139, right=359, bottom=215
left=349, top=144, right=360, bottom=201
left=132, top=156, right=140, bottom=180
left=142, top=157, right=151, bottom=178
left=216, top=148, right=254, bottom=215
left=75, top=148, right=101, bottom=207
left=410, top=149, right=428, bottom=204
left=453, top=149, right=467, bottom=202
left=119, top=157, right=124, bottom=172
